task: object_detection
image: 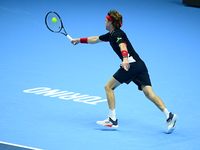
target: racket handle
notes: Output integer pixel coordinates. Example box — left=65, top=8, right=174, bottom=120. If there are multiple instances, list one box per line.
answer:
left=66, top=35, right=77, bottom=45
left=66, top=34, right=72, bottom=40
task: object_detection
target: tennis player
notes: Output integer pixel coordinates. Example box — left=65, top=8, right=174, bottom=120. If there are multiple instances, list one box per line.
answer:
left=71, top=10, right=178, bottom=134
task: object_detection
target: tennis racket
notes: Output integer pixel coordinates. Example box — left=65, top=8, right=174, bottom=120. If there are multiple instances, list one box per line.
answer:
left=45, top=11, right=76, bottom=44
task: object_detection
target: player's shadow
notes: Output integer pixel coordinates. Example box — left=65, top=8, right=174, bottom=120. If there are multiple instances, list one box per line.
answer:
left=94, top=128, right=117, bottom=131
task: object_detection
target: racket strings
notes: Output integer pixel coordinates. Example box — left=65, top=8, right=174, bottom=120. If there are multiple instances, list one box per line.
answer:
left=46, top=12, right=62, bottom=33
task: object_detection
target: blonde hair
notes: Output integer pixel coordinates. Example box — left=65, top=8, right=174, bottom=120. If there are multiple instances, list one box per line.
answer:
left=108, top=10, right=123, bottom=28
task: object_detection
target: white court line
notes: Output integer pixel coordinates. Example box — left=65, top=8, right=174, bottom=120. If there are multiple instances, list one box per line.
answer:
left=0, top=141, right=43, bottom=150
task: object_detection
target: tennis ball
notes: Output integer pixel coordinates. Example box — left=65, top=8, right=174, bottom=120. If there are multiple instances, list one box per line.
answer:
left=52, top=17, right=57, bottom=23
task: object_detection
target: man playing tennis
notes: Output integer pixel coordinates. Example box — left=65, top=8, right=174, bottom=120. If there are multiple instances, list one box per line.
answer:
left=71, top=10, right=178, bottom=134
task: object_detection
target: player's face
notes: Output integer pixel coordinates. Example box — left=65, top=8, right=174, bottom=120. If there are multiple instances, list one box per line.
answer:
left=105, top=18, right=112, bottom=30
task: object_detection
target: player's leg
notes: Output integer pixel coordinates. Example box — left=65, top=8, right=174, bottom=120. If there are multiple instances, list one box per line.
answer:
left=105, top=77, right=121, bottom=110
left=96, top=77, right=121, bottom=128
left=141, top=85, right=166, bottom=111
left=141, top=85, right=178, bottom=133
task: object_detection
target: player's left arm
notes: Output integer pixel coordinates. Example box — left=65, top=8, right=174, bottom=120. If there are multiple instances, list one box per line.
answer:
left=119, top=43, right=130, bottom=71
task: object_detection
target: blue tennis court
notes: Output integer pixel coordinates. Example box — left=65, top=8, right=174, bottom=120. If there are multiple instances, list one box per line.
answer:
left=1, top=0, right=200, bottom=149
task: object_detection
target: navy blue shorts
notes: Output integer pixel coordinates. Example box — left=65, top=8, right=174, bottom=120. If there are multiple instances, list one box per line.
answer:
left=113, top=61, right=152, bottom=90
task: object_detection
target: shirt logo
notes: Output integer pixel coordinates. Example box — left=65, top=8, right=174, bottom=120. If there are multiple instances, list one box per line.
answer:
left=116, top=37, right=122, bottom=43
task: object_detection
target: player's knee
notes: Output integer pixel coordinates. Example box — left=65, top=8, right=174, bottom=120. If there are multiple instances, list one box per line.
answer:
left=104, top=84, right=110, bottom=91
left=144, top=91, right=155, bottom=100
left=105, top=84, right=113, bottom=91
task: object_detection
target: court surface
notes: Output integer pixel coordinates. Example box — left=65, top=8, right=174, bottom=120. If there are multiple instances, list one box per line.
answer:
left=0, top=0, right=200, bottom=149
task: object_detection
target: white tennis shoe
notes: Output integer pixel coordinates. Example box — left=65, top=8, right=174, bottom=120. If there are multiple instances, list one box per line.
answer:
left=166, top=112, right=178, bottom=134
left=96, top=117, right=118, bottom=128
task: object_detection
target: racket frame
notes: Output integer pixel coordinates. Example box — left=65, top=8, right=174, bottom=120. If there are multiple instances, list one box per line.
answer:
left=45, top=11, right=74, bottom=42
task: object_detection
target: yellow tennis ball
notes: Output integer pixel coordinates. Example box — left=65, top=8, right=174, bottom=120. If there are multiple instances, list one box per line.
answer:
left=52, top=17, right=57, bottom=23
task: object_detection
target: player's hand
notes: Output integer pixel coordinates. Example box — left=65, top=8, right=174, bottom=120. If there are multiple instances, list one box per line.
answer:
left=121, top=57, right=130, bottom=71
left=71, top=39, right=80, bottom=45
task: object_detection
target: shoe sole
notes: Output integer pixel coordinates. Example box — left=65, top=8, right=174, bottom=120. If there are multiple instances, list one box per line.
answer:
left=166, top=114, right=178, bottom=134
left=104, top=125, right=118, bottom=128
left=96, top=122, right=118, bottom=128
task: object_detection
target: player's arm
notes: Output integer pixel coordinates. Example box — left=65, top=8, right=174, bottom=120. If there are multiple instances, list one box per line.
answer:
left=88, top=36, right=101, bottom=44
left=119, top=43, right=130, bottom=71
left=71, top=36, right=101, bottom=45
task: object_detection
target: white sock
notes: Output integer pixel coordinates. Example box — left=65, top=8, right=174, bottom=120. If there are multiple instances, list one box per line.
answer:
left=109, top=109, right=116, bottom=121
left=163, top=108, right=170, bottom=119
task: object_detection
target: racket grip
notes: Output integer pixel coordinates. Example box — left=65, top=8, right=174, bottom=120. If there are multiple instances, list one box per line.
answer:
left=66, top=35, right=77, bottom=45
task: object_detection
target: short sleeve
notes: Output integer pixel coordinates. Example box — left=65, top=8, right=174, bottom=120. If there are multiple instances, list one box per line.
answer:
left=99, top=32, right=110, bottom=42
left=113, top=33, right=124, bottom=45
